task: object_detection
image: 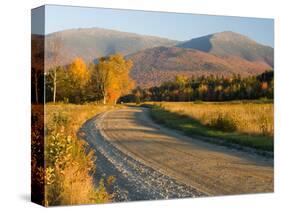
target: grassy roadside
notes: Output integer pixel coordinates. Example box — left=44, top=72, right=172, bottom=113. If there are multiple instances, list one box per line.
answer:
left=149, top=104, right=273, bottom=152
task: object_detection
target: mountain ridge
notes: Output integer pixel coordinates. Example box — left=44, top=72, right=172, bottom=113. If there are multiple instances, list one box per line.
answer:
left=44, top=27, right=178, bottom=69
left=177, top=31, right=274, bottom=67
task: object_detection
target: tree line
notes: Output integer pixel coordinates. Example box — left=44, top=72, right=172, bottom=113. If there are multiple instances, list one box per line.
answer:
left=31, top=36, right=134, bottom=104
left=120, top=71, right=274, bottom=103
left=45, top=53, right=134, bottom=104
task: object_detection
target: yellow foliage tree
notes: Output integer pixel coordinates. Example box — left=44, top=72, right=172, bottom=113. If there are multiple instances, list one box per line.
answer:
left=69, top=57, right=90, bottom=88
left=67, top=58, right=90, bottom=103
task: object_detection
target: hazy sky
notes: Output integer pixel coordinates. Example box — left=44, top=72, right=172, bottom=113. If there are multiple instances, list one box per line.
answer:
left=32, top=5, right=274, bottom=47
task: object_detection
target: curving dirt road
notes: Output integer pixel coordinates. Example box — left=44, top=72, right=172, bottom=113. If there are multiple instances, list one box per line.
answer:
left=80, top=107, right=273, bottom=201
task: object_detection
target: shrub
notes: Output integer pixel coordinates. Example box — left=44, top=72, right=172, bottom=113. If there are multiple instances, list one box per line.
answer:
left=259, top=114, right=273, bottom=136
left=208, top=114, right=237, bottom=132
left=135, top=96, right=141, bottom=105
left=194, top=100, right=203, bottom=104
left=44, top=104, right=116, bottom=206
left=53, top=112, right=69, bottom=127
left=45, top=131, right=111, bottom=206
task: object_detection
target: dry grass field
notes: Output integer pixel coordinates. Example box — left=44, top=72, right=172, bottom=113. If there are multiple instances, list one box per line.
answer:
left=156, top=101, right=273, bottom=136
left=150, top=101, right=273, bottom=151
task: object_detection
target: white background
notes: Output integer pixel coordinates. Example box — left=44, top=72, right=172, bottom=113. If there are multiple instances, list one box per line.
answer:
left=0, top=0, right=280, bottom=211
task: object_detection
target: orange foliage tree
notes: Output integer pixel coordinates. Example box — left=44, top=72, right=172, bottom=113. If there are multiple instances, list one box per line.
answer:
left=94, top=53, right=134, bottom=104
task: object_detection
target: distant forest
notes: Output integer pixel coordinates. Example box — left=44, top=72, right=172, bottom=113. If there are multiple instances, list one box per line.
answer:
left=120, top=70, right=274, bottom=103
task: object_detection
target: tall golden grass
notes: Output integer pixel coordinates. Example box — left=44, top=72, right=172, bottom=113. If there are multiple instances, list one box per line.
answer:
left=44, top=103, right=119, bottom=206
left=154, top=101, right=273, bottom=136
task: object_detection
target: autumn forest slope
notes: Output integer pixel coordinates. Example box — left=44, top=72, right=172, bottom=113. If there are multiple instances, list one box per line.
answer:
left=128, top=46, right=271, bottom=87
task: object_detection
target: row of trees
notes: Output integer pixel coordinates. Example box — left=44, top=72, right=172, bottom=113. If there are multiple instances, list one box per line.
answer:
left=31, top=35, right=134, bottom=104
left=45, top=54, right=134, bottom=104
left=120, top=71, right=273, bottom=103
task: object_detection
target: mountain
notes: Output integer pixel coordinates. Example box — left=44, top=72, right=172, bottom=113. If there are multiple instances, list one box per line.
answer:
left=44, top=28, right=178, bottom=69
left=177, top=31, right=274, bottom=67
left=128, top=46, right=272, bottom=87
left=42, top=29, right=274, bottom=87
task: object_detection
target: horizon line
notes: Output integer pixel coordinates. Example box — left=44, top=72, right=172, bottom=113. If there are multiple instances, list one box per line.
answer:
left=32, top=26, right=274, bottom=48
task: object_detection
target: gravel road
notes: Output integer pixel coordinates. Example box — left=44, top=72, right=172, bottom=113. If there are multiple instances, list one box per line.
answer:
left=79, top=107, right=273, bottom=202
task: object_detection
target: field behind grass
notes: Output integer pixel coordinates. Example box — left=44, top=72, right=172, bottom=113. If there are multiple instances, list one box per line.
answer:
left=44, top=103, right=120, bottom=206
left=149, top=101, right=273, bottom=152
